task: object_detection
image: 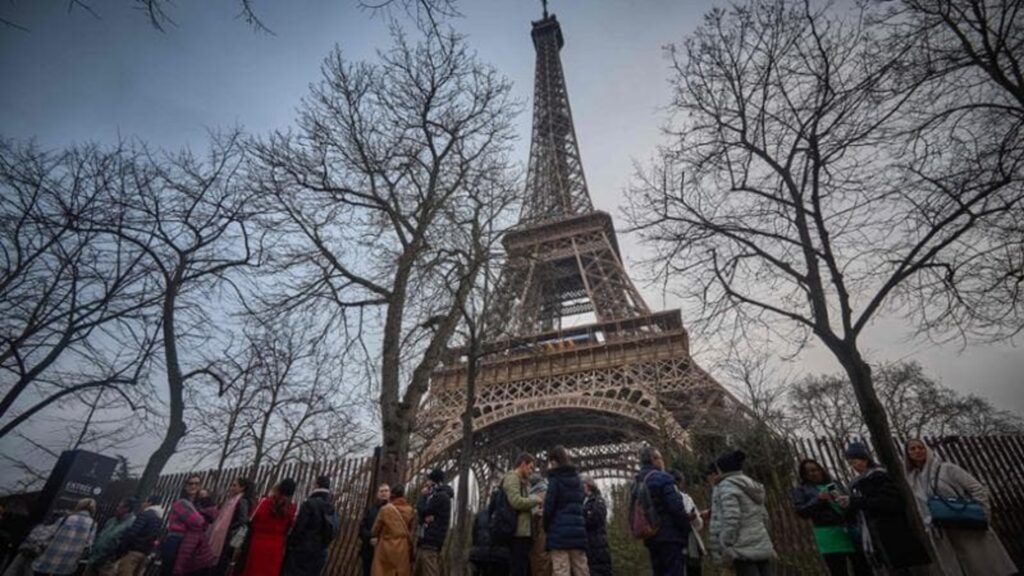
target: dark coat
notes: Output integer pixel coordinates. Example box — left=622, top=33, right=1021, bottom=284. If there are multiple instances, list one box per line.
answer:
left=542, top=466, right=587, bottom=551
left=582, top=494, right=611, bottom=576
left=118, top=506, right=164, bottom=555
left=468, top=509, right=509, bottom=567
left=415, top=484, right=453, bottom=551
left=636, top=465, right=691, bottom=545
left=358, top=504, right=380, bottom=560
left=849, top=468, right=930, bottom=570
left=282, top=490, right=334, bottom=576
left=791, top=483, right=854, bottom=527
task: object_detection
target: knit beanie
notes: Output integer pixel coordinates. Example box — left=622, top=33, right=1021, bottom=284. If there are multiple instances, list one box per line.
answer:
left=428, top=468, right=445, bottom=484
left=714, top=449, right=746, bottom=473
left=844, top=442, right=871, bottom=461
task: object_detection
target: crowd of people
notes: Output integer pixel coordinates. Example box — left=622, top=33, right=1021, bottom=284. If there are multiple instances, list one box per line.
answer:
left=1, top=475, right=337, bottom=576
left=0, top=437, right=1017, bottom=576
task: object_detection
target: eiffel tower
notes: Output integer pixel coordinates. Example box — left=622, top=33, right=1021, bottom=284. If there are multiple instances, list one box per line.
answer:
left=412, top=8, right=734, bottom=481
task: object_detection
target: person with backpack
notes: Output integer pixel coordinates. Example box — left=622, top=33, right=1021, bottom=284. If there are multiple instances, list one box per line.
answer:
left=499, top=453, right=545, bottom=576
left=543, top=446, right=589, bottom=576
left=708, top=450, right=775, bottom=576
left=414, top=469, right=453, bottom=576
left=468, top=501, right=509, bottom=576
left=115, top=495, right=165, bottom=576
left=282, top=475, right=337, bottom=576
left=631, top=447, right=690, bottom=576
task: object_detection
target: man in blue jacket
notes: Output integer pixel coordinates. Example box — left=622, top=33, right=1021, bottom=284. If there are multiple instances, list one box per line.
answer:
left=636, top=447, right=691, bottom=576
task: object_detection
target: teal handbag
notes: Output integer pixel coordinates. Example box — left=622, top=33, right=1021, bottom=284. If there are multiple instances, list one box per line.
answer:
left=927, top=463, right=988, bottom=530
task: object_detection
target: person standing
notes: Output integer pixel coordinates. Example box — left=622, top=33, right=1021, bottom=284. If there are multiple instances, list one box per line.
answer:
left=168, top=486, right=217, bottom=576
left=791, top=459, right=868, bottom=576
left=32, top=499, right=97, bottom=576
left=238, top=479, right=298, bottom=576
left=414, top=470, right=453, bottom=576
left=360, top=485, right=390, bottom=576
left=634, top=447, right=690, bottom=576
left=580, top=477, right=609, bottom=576
left=905, top=439, right=1017, bottom=576
left=84, top=498, right=136, bottom=576
left=529, top=473, right=550, bottom=576
left=371, top=484, right=415, bottom=576
left=160, top=475, right=201, bottom=576
left=543, top=446, right=589, bottom=576
left=670, top=470, right=705, bottom=576
left=707, top=450, right=775, bottom=576
left=840, top=442, right=929, bottom=576
left=469, top=488, right=509, bottom=576
left=501, top=453, right=544, bottom=576
left=3, top=515, right=63, bottom=576
left=210, top=478, right=252, bottom=576
left=116, top=495, right=165, bottom=576
left=282, top=476, right=337, bottom=576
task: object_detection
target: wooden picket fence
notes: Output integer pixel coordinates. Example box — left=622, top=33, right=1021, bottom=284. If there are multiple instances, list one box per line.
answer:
left=741, top=434, right=1024, bottom=575
left=93, top=434, right=1024, bottom=576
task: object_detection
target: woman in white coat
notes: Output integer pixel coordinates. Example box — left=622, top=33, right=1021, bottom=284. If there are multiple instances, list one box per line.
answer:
left=904, top=439, right=1017, bottom=576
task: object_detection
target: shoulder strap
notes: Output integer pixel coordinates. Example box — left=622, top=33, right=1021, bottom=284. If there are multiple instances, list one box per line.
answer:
left=387, top=505, right=411, bottom=539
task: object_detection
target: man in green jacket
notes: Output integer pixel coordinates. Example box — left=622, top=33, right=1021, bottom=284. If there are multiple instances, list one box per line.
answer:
left=501, top=453, right=543, bottom=576
left=84, top=498, right=136, bottom=576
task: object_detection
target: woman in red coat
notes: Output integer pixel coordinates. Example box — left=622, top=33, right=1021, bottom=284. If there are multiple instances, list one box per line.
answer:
left=238, top=479, right=297, bottom=576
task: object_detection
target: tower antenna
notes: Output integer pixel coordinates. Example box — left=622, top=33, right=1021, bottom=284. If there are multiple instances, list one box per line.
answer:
left=541, top=0, right=548, bottom=18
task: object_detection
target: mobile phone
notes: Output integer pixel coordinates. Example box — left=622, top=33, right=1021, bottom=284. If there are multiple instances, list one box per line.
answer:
left=825, top=483, right=838, bottom=493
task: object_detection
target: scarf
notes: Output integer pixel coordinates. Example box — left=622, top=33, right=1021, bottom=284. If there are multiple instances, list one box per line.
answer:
left=208, top=493, right=241, bottom=559
left=905, top=443, right=942, bottom=525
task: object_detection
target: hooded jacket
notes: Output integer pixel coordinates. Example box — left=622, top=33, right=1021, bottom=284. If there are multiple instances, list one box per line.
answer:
left=416, top=483, right=453, bottom=550
left=709, top=472, right=775, bottom=562
left=634, top=465, right=691, bottom=545
left=542, top=465, right=588, bottom=551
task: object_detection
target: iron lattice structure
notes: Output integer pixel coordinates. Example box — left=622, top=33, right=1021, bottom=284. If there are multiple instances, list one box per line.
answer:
left=413, top=12, right=734, bottom=485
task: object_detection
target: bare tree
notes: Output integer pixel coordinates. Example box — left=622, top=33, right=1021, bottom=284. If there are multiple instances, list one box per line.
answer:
left=184, top=319, right=371, bottom=479
left=0, top=140, right=158, bottom=442
left=626, top=0, right=1023, bottom=556
left=249, top=27, right=519, bottom=485
left=789, top=361, right=1023, bottom=439
left=78, top=132, right=258, bottom=499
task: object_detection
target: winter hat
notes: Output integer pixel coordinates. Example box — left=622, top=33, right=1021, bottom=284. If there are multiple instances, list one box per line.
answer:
left=844, top=442, right=871, bottom=461
left=714, top=449, right=746, bottom=473
left=428, top=468, right=445, bottom=484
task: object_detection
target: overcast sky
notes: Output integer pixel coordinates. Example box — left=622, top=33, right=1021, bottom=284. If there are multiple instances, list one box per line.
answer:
left=1, top=0, right=1021, bottom=485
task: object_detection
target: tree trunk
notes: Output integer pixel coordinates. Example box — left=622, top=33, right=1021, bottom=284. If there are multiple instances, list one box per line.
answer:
left=449, top=329, right=479, bottom=576
left=831, top=341, right=936, bottom=566
left=135, top=279, right=186, bottom=500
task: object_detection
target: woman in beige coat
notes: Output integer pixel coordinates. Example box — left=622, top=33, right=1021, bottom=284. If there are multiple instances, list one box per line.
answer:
left=371, top=485, right=416, bottom=576
left=905, top=439, right=1017, bottom=576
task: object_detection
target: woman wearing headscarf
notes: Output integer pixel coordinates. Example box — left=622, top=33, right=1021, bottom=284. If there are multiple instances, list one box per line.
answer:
left=529, top=473, right=551, bottom=576
left=791, top=459, right=869, bottom=576
left=580, top=477, right=610, bottom=576
left=904, top=439, right=1017, bottom=576
left=841, top=442, right=929, bottom=575
left=238, top=479, right=297, bottom=576
left=210, top=478, right=253, bottom=576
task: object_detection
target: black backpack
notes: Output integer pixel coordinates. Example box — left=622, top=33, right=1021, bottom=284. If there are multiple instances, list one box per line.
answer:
left=487, top=487, right=517, bottom=545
